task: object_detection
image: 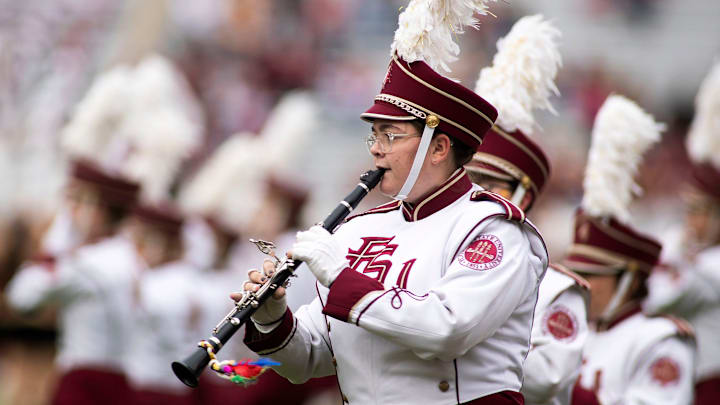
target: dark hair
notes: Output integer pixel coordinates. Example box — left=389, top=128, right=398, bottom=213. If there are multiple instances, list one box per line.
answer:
left=106, top=205, right=130, bottom=228
left=409, top=120, right=475, bottom=168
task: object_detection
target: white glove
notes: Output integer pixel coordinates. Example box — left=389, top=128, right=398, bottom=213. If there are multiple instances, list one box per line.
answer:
left=244, top=262, right=288, bottom=333
left=250, top=295, right=287, bottom=333
left=291, top=225, right=349, bottom=287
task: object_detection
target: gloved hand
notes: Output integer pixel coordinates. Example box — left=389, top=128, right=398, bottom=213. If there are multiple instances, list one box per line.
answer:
left=291, top=225, right=349, bottom=287
left=232, top=259, right=287, bottom=333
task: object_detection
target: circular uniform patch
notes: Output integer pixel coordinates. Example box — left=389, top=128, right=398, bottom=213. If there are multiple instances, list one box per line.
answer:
left=651, top=357, right=681, bottom=386
left=457, top=234, right=503, bottom=271
left=542, top=304, right=578, bottom=341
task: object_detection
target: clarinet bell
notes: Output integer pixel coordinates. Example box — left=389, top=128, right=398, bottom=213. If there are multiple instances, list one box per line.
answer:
left=171, top=348, right=210, bottom=388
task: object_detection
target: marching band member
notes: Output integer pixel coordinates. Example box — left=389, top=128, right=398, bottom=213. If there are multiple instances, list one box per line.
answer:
left=468, top=15, right=589, bottom=405
left=565, top=95, right=696, bottom=405
left=5, top=66, right=141, bottom=405
left=644, top=62, right=720, bottom=405
left=112, top=54, right=203, bottom=405
left=238, top=1, right=549, bottom=403
left=123, top=205, right=201, bottom=405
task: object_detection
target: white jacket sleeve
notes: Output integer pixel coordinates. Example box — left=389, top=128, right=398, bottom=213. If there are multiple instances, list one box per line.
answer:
left=645, top=254, right=720, bottom=317
left=321, top=216, right=547, bottom=361
left=622, top=336, right=696, bottom=405
left=522, top=286, right=589, bottom=404
left=244, top=295, right=336, bottom=384
left=5, top=258, right=91, bottom=313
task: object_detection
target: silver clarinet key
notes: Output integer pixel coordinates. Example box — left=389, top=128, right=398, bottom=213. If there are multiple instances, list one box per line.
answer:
left=249, top=238, right=282, bottom=265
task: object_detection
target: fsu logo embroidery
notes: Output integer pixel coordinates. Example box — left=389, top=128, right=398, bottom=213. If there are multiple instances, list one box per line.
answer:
left=457, top=234, right=503, bottom=271
left=650, top=357, right=681, bottom=386
left=347, top=236, right=398, bottom=284
left=542, top=304, right=578, bottom=341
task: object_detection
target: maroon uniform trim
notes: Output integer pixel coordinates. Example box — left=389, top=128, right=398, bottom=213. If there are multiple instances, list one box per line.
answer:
left=345, top=200, right=401, bottom=224
left=462, top=390, right=524, bottom=404
left=549, top=263, right=591, bottom=291
left=470, top=190, right=526, bottom=222
left=401, top=169, right=472, bottom=222
left=244, top=308, right=297, bottom=355
left=322, top=267, right=384, bottom=323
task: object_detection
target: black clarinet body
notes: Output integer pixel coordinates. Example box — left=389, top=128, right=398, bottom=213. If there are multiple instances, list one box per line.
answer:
left=172, top=168, right=385, bottom=387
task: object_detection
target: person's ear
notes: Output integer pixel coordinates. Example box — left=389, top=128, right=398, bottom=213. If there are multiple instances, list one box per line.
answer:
left=430, top=133, right=452, bottom=165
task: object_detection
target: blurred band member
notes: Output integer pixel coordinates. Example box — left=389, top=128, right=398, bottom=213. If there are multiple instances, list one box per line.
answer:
left=566, top=96, right=695, bottom=405
left=123, top=205, right=200, bottom=405
left=468, top=15, right=589, bottom=405
left=645, top=62, right=720, bottom=405
left=6, top=160, right=140, bottom=405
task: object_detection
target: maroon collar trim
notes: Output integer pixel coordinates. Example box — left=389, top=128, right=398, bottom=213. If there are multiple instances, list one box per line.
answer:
left=401, top=169, right=472, bottom=222
left=597, top=301, right=643, bottom=331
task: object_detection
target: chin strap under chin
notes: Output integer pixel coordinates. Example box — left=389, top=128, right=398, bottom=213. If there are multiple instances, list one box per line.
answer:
left=510, top=185, right=527, bottom=206
left=599, top=270, right=635, bottom=323
left=395, top=116, right=438, bottom=201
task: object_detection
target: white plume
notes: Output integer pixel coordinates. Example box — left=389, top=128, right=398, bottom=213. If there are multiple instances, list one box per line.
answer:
left=474, top=15, right=562, bottom=135
left=687, top=61, right=720, bottom=169
left=60, top=65, right=135, bottom=169
left=117, top=54, right=203, bottom=203
left=259, top=91, right=318, bottom=173
left=179, top=134, right=266, bottom=233
left=391, top=0, right=497, bottom=73
left=581, top=95, right=665, bottom=223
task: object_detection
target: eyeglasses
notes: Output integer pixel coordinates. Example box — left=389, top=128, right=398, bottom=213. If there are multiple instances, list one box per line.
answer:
left=365, top=131, right=421, bottom=154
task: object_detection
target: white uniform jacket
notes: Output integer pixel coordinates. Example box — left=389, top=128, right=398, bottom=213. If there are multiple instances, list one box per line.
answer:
left=522, top=264, right=589, bottom=405
left=244, top=170, right=549, bottom=404
left=575, top=304, right=696, bottom=405
left=123, top=260, right=200, bottom=393
left=5, top=236, right=138, bottom=372
left=645, top=244, right=720, bottom=382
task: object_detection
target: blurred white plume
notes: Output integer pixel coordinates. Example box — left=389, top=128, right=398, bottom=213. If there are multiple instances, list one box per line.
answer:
left=686, top=61, right=720, bottom=169
left=60, top=64, right=135, bottom=168
left=475, top=14, right=562, bottom=135
left=581, top=95, right=665, bottom=223
left=120, top=54, right=204, bottom=203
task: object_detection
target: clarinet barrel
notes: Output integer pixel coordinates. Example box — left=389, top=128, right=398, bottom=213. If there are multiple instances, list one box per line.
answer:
left=172, top=168, right=385, bottom=387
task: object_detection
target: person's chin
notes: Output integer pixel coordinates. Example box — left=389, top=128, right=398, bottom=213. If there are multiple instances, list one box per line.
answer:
left=379, top=179, right=398, bottom=198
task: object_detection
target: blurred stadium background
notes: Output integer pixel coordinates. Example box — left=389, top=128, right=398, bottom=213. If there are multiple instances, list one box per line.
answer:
left=0, top=0, right=718, bottom=404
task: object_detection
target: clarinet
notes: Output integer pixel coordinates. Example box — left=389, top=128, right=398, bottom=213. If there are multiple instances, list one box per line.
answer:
left=172, top=168, right=385, bottom=387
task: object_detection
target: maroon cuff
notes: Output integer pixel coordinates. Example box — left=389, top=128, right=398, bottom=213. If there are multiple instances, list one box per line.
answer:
left=322, top=268, right=384, bottom=323
left=571, top=382, right=601, bottom=405
left=31, top=253, right=57, bottom=271
left=244, top=308, right=296, bottom=354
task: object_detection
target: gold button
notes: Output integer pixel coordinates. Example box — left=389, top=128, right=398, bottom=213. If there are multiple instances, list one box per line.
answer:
left=332, top=357, right=337, bottom=367
left=426, top=115, right=440, bottom=128
left=438, top=380, right=450, bottom=392
left=327, top=322, right=331, bottom=332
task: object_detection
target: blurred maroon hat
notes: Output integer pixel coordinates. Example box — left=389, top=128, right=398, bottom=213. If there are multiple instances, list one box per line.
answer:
left=132, top=203, right=184, bottom=235
left=563, top=209, right=662, bottom=275
left=689, top=163, right=720, bottom=200
left=71, top=159, right=140, bottom=208
left=361, top=55, right=497, bottom=148
left=466, top=127, right=551, bottom=201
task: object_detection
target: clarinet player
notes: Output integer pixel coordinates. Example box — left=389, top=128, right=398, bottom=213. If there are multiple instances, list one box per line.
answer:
left=235, top=2, right=549, bottom=403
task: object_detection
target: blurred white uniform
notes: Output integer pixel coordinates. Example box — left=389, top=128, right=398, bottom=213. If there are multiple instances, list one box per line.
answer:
left=123, top=260, right=199, bottom=394
left=6, top=235, right=138, bottom=372
left=245, top=173, right=548, bottom=404
left=522, top=264, right=589, bottom=405
left=645, top=241, right=720, bottom=387
left=575, top=306, right=696, bottom=405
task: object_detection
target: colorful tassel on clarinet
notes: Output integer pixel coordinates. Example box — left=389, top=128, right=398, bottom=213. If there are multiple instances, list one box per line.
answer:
left=199, top=340, right=281, bottom=386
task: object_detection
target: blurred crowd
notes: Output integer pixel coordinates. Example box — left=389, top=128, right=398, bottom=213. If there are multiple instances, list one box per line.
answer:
left=0, top=0, right=719, bottom=404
